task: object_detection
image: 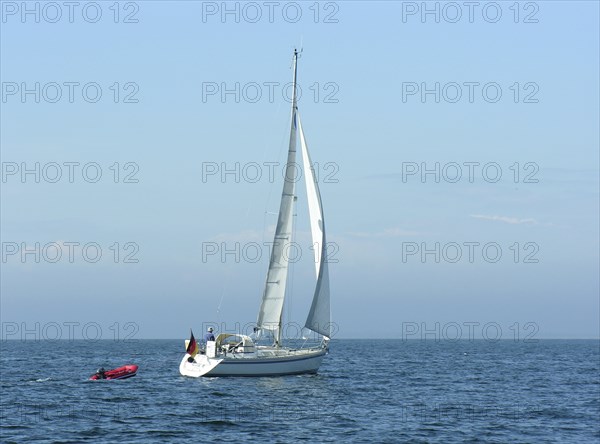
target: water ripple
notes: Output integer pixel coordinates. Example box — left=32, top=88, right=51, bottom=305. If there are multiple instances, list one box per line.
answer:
left=1, top=340, right=599, bottom=443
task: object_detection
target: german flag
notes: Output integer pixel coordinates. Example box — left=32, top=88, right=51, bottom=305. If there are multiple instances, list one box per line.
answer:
left=186, top=330, right=198, bottom=358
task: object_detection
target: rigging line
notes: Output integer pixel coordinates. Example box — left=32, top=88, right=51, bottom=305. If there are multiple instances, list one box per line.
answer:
left=287, top=206, right=298, bottom=333
left=263, top=98, right=290, bottom=219
left=260, top=86, right=296, bottom=308
left=216, top=284, right=225, bottom=318
left=245, top=98, right=283, bottom=222
left=215, top=258, right=233, bottom=323
left=247, top=53, right=289, bottom=231
left=264, top=50, right=296, bottom=211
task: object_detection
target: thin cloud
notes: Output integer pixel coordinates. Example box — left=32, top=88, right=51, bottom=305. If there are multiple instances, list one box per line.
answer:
left=470, top=214, right=538, bottom=225
left=348, top=227, right=421, bottom=238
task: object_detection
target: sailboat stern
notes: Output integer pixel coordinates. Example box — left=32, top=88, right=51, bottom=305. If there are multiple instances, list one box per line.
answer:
left=179, top=353, right=224, bottom=378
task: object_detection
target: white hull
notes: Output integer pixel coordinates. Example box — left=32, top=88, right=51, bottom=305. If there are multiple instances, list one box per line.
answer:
left=179, top=347, right=327, bottom=377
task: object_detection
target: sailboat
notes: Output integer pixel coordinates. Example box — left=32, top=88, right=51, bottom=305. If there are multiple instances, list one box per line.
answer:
left=179, top=49, right=331, bottom=377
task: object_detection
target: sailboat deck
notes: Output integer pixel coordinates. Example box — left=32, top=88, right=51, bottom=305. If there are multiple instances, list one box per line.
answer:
left=217, top=345, right=326, bottom=361
left=257, top=347, right=323, bottom=357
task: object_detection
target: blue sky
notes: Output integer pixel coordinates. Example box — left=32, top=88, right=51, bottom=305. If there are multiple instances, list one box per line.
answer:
left=1, top=1, right=598, bottom=339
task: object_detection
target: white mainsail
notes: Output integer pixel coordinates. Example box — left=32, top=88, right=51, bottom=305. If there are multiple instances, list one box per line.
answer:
left=298, top=114, right=331, bottom=338
left=256, top=53, right=299, bottom=342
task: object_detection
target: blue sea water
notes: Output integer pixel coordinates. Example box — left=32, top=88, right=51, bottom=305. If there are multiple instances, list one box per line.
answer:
left=1, top=340, right=599, bottom=443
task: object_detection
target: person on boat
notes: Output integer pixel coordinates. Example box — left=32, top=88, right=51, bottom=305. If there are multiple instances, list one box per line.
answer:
left=96, top=368, right=106, bottom=379
left=204, top=327, right=215, bottom=342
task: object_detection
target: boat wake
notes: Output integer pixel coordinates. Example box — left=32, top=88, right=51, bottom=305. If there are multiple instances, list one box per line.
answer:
left=30, top=377, right=51, bottom=383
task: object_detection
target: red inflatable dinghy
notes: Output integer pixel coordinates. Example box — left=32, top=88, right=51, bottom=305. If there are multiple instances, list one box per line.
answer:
left=90, top=364, right=138, bottom=380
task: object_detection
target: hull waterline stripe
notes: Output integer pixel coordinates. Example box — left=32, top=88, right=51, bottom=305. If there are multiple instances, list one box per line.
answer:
left=217, top=352, right=325, bottom=365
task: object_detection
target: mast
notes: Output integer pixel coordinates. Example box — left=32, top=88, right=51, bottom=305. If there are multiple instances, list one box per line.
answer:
left=256, top=49, right=300, bottom=345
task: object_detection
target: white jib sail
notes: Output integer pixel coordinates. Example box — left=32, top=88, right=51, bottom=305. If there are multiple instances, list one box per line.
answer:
left=298, top=114, right=331, bottom=338
left=256, top=53, right=300, bottom=342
